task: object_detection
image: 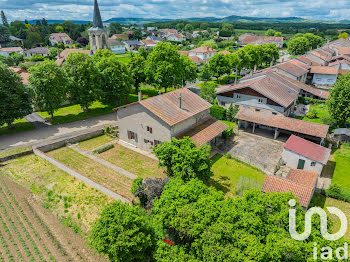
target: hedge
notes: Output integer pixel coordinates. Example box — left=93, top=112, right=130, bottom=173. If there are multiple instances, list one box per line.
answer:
left=93, top=144, right=114, bottom=154
left=210, top=105, right=227, bottom=120
left=325, top=183, right=350, bottom=203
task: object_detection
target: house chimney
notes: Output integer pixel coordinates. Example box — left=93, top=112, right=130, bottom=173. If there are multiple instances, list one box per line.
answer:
left=178, top=93, right=182, bottom=109
left=138, top=90, right=142, bottom=102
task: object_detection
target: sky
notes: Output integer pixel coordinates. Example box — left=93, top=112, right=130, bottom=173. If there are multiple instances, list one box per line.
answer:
left=1, top=0, right=350, bottom=22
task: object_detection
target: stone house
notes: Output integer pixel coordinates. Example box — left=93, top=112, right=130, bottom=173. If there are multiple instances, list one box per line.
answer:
left=49, top=33, right=74, bottom=46
left=108, top=39, right=126, bottom=54
left=0, top=47, right=23, bottom=56
left=282, top=135, right=331, bottom=174
left=310, top=66, right=338, bottom=86
left=114, top=88, right=228, bottom=149
left=274, top=60, right=309, bottom=83
left=24, top=47, right=49, bottom=57
left=188, top=46, right=217, bottom=62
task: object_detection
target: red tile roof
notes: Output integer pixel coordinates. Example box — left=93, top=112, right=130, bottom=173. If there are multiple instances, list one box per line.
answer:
left=188, top=55, right=205, bottom=64
left=0, top=47, right=23, bottom=52
left=50, top=33, right=72, bottom=42
left=220, top=50, right=231, bottom=55
left=239, top=35, right=283, bottom=45
left=235, top=108, right=329, bottom=138
left=284, top=135, right=331, bottom=164
left=190, top=46, right=217, bottom=53
left=295, top=56, right=320, bottom=66
left=336, top=47, right=350, bottom=55
left=262, top=175, right=314, bottom=207
left=286, top=169, right=318, bottom=188
left=217, top=72, right=299, bottom=108
left=175, top=116, right=228, bottom=147
left=114, top=88, right=212, bottom=126
left=276, top=60, right=309, bottom=77
left=111, top=34, right=129, bottom=40
left=310, top=66, right=338, bottom=75
left=328, top=60, right=350, bottom=67
left=141, top=39, right=157, bottom=46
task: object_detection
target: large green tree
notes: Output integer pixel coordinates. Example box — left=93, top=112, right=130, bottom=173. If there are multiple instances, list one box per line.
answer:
left=129, top=53, right=147, bottom=91
left=94, top=51, right=134, bottom=106
left=63, top=52, right=99, bottom=112
left=288, top=37, right=310, bottom=55
left=145, top=42, right=182, bottom=92
left=260, top=43, right=279, bottom=66
left=327, top=73, right=350, bottom=127
left=29, top=60, right=67, bottom=119
left=153, top=137, right=212, bottom=181
left=0, top=26, right=10, bottom=45
left=109, top=22, right=122, bottom=35
left=90, top=201, right=156, bottom=262
left=179, top=54, right=197, bottom=87
left=208, top=53, right=231, bottom=79
left=1, top=11, right=8, bottom=27
left=0, top=62, right=32, bottom=127
left=200, top=82, right=216, bottom=103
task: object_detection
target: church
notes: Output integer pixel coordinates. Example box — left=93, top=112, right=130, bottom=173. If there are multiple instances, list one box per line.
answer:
left=88, top=0, right=110, bottom=52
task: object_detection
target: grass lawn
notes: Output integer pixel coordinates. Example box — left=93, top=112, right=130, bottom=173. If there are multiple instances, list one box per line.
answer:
left=0, top=119, right=35, bottom=136
left=331, top=144, right=350, bottom=191
left=1, top=154, right=113, bottom=232
left=208, top=154, right=267, bottom=197
left=311, top=193, right=350, bottom=241
left=296, top=103, right=329, bottom=125
left=99, top=143, right=166, bottom=178
left=47, top=147, right=134, bottom=200
left=76, top=135, right=114, bottom=151
left=115, top=53, right=131, bottom=64
left=0, top=146, right=31, bottom=158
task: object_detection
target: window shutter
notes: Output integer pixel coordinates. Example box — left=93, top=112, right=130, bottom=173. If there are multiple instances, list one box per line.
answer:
left=135, top=133, right=138, bottom=142
left=127, top=131, right=131, bottom=139
left=150, top=127, right=153, bottom=134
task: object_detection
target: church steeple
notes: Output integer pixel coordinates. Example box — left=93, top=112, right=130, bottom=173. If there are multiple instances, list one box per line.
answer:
left=93, top=0, right=104, bottom=29
left=88, top=0, right=110, bottom=51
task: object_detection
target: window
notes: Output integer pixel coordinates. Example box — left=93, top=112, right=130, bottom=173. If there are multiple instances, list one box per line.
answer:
left=258, top=98, right=264, bottom=104
left=146, top=126, right=153, bottom=133
left=127, top=131, right=138, bottom=142
left=311, top=162, right=316, bottom=167
left=154, top=140, right=162, bottom=146
left=235, top=94, right=241, bottom=99
left=144, top=139, right=154, bottom=146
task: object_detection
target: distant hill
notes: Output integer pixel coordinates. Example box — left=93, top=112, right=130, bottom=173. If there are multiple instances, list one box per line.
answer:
left=21, top=15, right=350, bottom=26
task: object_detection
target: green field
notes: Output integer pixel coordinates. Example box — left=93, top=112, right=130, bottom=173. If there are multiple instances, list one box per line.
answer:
left=76, top=135, right=115, bottom=151
left=115, top=53, right=131, bottom=64
left=0, top=119, right=35, bottom=136
left=0, top=146, right=31, bottom=158
left=331, top=144, right=350, bottom=191
left=297, top=103, right=330, bottom=124
left=208, top=154, right=267, bottom=197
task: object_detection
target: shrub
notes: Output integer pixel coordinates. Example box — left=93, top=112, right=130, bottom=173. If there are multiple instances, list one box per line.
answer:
left=104, top=125, right=110, bottom=134
left=306, top=110, right=317, bottom=119
left=93, top=144, right=113, bottom=154
left=222, top=126, right=233, bottom=139
left=325, top=183, right=350, bottom=202
left=210, top=105, right=226, bottom=120
left=27, top=55, right=45, bottom=62
left=131, top=177, right=143, bottom=195
left=224, top=153, right=232, bottom=159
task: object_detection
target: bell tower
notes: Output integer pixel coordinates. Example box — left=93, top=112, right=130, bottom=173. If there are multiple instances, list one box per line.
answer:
left=88, top=0, right=110, bottom=52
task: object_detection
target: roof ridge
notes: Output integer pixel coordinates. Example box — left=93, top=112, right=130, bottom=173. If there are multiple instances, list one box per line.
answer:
left=267, top=175, right=314, bottom=190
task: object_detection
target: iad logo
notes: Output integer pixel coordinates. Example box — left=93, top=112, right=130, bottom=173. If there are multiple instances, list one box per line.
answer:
left=288, top=199, right=348, bottom=260
left=288, top=199, right=347, bottom=241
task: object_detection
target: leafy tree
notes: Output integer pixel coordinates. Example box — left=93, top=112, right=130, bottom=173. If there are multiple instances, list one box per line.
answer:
left=63, top=52, right=99, bottom=112
left=201, top=39, right=218, bottom=49
left=265, top=29, right=276, bottom=36
left=9, top=21, right=27, bottom=37
left=1, top=11, right=9, bottom=27
left=153, top=137, right=212, bottom=181
left=200, top=82, right=216, bottom=103
left=76, top=37, right=89, bottom=46
left=327, top=73, right=350, bottom=127
left=56, top=25, right=64, bottom=33
left=42, top=18, right=48, bottom=26
left=0, top=62, right=32, bottom=127
left=0, top=26, right=10, bottom=45
left=303, top=33, right=323, bottom=49
left=241, top=44, right=261, bottom=69
left=338, top=32, right=349, bottom=39
left=49, top=47, right=58, bottom=59
left=208, top=53, right=231, bottom=79
left=179, top=54, right=197, bottom=87
left=29, top=60, right=67, bottom=119
left=199, top=63, right=212, bottom=81
left=26, top=31, right=43, bottom=47
left=260, top=43, right=279, bottom=66
left=219, top=23, right=234, bottom=37
left=94, top=52, right=134, bottom=106
left=226, top=103, right=234, bottom=121
left=287, top=37, right=309, bottom=55
left=132, top=29, right=142, bottom=40
left=184, top=24, right=194, bottom=32
left=109, top=22, right=122, bottom=35
left=145, top=42, right=182, bottom=92
left=90, top=201, right=156, bottom=262
left=274, top=31, right=282, bottom=37
left=35, top=20, right=41, bottom=26
left=9, top=53, right=24, bottom=65
left=129, top=53, right=146, bottom=91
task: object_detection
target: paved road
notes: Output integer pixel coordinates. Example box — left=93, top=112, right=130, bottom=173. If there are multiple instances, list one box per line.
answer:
left=0, top=113, right=118, bottom=150
left=24, top=113, right=51, bottom=128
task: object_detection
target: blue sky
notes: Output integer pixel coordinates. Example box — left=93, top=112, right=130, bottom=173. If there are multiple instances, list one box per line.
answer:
left=1, top=0, right=350, bottom=22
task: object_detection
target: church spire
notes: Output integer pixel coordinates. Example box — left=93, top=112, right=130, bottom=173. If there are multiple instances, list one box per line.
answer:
left=93, top=0, right=104, bottom=29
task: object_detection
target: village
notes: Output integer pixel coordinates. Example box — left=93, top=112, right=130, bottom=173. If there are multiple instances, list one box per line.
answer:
left=1, top=0, right=350, bottom=261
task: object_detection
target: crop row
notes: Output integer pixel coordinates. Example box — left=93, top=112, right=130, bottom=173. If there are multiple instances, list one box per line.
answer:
left=1, top=181, right=56, bottom=262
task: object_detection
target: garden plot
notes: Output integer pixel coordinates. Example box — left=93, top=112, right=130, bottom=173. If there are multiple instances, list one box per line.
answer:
left=0, top=175, right=107, bottom=262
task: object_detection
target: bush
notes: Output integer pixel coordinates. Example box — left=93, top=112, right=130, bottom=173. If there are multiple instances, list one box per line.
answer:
left=210, top=105, right=226, bottom=120
left=222, top=126, right=234, bottom=139
left=325, top=183, right=350, bottom=202
left=104, top=125, right=110, bottom=134
left=306, top=110, right=317, bottom=119
left=224, top=153, right=232, bottom=159
left=27, top=55, right=45, bottom=62
left=131, top=177, right=143, bottom=195
left=93, top=144, right=113, bottom=154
